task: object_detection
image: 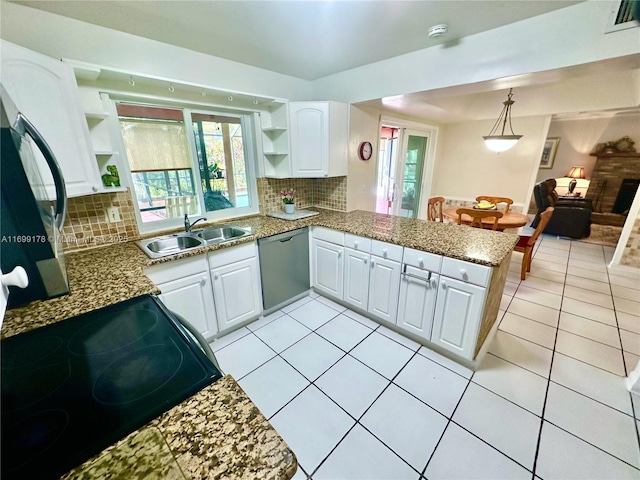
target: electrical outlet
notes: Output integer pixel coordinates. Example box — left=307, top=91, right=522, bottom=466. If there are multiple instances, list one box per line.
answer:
left=106, top=206, right=121, bottom=223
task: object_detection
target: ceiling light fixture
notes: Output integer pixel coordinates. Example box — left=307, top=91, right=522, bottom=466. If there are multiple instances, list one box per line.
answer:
left=253, top=98, right=259, bottom=105
left=483, top=88, right=522, bottom=153
left=168, top=83, right=175, bottom=93
left=428, top=24, right=448, bottom=38
left=128, top=75, right=135, bottom=86
left=228, top=95, right=233, bottom=102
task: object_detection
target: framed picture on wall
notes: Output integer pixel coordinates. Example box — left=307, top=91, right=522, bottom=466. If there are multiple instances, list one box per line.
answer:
left=540, top=137, right=560, bottom=169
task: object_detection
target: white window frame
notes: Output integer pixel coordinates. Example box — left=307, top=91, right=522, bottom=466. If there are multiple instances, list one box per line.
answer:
left=113, top=100, right=260, bottom=234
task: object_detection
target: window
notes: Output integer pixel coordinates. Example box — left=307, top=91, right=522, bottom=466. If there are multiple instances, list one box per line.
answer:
left=117, top=103, right=258, bottom=231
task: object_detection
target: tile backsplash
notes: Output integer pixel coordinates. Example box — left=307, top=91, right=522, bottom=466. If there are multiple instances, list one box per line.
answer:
left=62, top=177, right=347, bottom=252
left=61, top=189, right=139, bottom=251
left=258, top=177, right=347, bottom=213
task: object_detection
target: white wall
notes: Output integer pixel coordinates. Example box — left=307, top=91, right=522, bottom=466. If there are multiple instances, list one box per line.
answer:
left=433, top=116, right=551, bottom=208
left=312, top=2, right=639, bottom=104
left=347, top=106, right=380, bottom=212
left=0, top=2, right=312, bottom=101
left=536, top=114, right=640, bottom=196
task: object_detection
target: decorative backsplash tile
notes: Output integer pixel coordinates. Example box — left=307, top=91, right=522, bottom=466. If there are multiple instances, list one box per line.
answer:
left=62, top=189, right=139, bottom=251
left=258, top=177, right=347, bottom=213
left=62, top=178, right=347, bottom=252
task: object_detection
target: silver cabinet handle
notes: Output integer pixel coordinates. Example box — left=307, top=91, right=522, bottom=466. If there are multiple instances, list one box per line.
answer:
left=364, top=257, right=368, bottom=265
left=213, top=272, right=220, bottom=280
left=441, top=281, right=448, bottom=289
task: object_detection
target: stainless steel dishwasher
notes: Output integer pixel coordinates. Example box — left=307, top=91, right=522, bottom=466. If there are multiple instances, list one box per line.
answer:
left=258, top=227, right=310, bottom=310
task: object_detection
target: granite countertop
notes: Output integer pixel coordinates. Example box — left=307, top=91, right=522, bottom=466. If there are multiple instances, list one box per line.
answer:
left=62, top=376, right=297, bottom=480
left=3, top=209, right=518, bottom=338
left=1, top=209, right=517, bottom=479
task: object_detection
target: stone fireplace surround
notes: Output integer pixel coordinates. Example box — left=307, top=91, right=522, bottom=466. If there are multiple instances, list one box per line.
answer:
left=585, top=153, right=640, bottom=226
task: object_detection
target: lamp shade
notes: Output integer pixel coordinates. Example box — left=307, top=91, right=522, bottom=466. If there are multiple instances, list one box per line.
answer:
left=565, top=166, right=585, bottom=179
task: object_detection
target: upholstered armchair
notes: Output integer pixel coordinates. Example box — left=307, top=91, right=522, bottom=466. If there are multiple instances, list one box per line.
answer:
left=532, top=179, right=592, bottom=238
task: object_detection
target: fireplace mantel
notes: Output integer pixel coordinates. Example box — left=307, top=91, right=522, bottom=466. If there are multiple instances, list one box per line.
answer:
left=590, top=152, right=640, bottom=158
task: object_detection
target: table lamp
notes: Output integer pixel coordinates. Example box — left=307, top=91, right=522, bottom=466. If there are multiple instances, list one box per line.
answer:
left=565, top=166, right=585, bottom=195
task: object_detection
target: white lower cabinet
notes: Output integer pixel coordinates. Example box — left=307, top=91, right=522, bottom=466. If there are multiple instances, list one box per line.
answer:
left=397, top=267, right=439, bottom=341
left=158, top=272, right=217, bottom=339
left=312, top=238, right=344, bottom=299
left=431, top=277, right=486, bottom=359
left=367, top=256, right=401, bottom=324
left=209, top=243, right=262, bottom=333
left=343, top=248, right=369, bottom=310
left=145, top=255, right=217, bottom=339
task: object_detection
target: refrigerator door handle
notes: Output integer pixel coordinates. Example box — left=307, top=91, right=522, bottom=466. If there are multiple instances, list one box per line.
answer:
left=13, top=112, right=68, bottom=231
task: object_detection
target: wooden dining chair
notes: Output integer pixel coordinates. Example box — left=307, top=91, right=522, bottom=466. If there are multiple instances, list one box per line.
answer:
left=514, top=207, right=554, bottom=280
left=427, top=196, right=445, bottom=222
left=475, top=196, right=514, bottom=213
left=456, top=208, right=504, bottom=230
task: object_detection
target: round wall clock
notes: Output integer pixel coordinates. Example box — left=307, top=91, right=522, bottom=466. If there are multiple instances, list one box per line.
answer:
left=358, top=141, right=373, bottom=161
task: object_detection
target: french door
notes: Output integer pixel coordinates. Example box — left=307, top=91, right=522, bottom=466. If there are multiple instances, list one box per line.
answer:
left=392, top=129, right=429, bottom=219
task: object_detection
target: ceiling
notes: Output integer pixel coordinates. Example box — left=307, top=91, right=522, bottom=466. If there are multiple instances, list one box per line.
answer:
left=10, top=0, right=582, bottom=81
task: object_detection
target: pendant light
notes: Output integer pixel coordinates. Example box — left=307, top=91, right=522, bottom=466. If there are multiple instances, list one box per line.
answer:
left=483, top=88, right=522, bottom=152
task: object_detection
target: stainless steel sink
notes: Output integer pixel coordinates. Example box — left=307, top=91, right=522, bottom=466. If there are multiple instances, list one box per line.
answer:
left=196, top=226, right=251, bottom=243
left=137, top=234, right=206, bottom=258
left=136, top=224, right=252, bottom=258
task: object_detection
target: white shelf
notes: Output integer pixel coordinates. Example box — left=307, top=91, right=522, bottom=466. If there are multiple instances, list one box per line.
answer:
left=97, top=185, right=127, bottom=194
left=263, top=152, right=288, bottom=156
left=94, top=150, right=118, bottom=156
left=262, top=127, right=287, bottom=133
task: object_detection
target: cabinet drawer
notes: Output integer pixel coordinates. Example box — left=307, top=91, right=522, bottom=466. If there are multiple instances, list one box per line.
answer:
left=145, top=254, right=208, bottom=284
left=313, top=226, right=344, bottom=245
left=208, top=242, right=257, bottom=269
left=441, top=257, right=491, bottom=287
left=403, top=248, right=442, bottom=272
left=345, top=233, right=371, bottom=252
left=371, top=240, right=403, bottom=262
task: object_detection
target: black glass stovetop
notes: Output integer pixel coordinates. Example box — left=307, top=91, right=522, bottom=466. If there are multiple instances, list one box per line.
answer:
left=1, top=294, right=222, bottom=480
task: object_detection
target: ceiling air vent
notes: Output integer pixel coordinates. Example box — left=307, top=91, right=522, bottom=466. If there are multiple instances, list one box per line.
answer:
left=614, top=0, right=636, bottom=24
left=606, top=0, right=639, bottom=32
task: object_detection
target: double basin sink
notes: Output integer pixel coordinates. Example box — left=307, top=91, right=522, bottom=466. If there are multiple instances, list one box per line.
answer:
left=137, top=225, right=252, bottom=258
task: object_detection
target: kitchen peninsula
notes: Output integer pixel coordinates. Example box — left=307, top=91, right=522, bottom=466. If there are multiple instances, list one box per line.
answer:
left=2, top=209, right=518, bottom=479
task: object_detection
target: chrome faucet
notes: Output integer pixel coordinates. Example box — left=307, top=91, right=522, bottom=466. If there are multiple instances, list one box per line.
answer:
left=184, top=214, right=206, bottom=233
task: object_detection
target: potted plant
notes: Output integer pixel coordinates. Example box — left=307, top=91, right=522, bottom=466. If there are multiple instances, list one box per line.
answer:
left=209, top=162, right=224, bottom=179
left=281, top=188, right=296, bottom=214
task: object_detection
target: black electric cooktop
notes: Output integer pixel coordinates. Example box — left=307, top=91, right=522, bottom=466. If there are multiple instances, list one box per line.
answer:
left=1, top=294, right=222, bottom=480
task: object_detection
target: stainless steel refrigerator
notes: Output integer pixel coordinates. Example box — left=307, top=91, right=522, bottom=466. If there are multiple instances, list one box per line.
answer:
left=0, top=85, right=69, bottom=307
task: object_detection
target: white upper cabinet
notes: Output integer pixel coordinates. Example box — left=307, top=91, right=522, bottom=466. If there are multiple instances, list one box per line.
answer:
left=1, top=41, right=102, bottom=197
left=289, top=101, right=348, bottom=178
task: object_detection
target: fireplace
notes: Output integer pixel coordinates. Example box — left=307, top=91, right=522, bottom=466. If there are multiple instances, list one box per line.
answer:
left=612, top=179, right=640, bottom=214
left=586, top=153, right=640, bottom=226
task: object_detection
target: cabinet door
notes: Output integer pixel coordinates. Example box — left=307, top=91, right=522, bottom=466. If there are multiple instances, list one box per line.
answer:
left=289, top=102, right=329, bottom=177
left=432, top=277, right=486, bottom=359
left=367, top=256, right=401, bottom=324
left=343, top=248, right=369, bottom=310
left=1, top=41, right=101, bottom=197
left=158, top=272, right=217, bottom=339
left=397, top=269, right=439, bottom=341
left=211, top=257, right=262, bottom=332
left=311, top=239, right=344, bottom=299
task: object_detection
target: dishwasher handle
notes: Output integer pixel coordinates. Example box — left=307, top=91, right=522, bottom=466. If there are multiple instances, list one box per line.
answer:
left=258, top=227, right=309, bottom=245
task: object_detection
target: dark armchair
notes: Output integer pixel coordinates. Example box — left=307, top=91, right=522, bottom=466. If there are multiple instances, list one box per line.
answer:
left=532, top=179, right=592, bottom=239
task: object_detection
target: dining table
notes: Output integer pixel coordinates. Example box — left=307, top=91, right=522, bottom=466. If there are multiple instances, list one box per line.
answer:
left=442, top=208, right=530, bottom=231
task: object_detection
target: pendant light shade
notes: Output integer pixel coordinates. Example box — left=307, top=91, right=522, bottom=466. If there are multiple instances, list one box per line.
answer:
left=483, top=88, right=522, bottom=152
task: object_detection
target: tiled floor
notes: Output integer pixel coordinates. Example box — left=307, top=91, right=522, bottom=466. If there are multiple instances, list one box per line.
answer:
left=210, top=234, right=640, bottom=479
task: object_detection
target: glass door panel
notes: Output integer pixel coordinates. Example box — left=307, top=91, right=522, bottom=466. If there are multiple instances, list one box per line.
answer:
left=394, top=130, right=428, bottom=219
